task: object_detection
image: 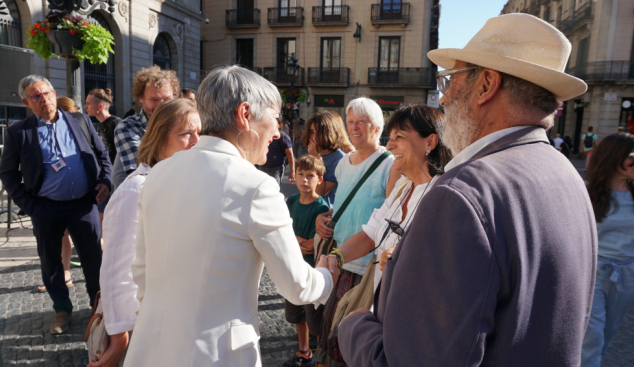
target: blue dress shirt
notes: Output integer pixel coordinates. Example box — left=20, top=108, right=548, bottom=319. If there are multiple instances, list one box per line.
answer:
left=36, top=110, right=90, bottom=201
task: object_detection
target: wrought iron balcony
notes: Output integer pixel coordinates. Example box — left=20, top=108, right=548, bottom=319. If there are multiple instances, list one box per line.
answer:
left=559, top=2, right=592, bottom=34
left=226, top=9, right=261, bottom=29
left=307, top=67, right=350, bottom=86
left=368, top=67, right=434, bottom=87
left=567, top=61, right=634, bottom=82
left=312, top=5, right=349, bottom=26
left=268, top=7, right=304, bottom=27
left=371, top=3, right=410, bottom=26
left=262, top=67, right=305, bottom=86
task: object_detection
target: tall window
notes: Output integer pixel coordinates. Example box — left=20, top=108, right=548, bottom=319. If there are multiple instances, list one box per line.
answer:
left=323, top=0, right=341, bottom=17
left=85, top=12, right=116, bottom=114
left=153, top=34, right=172, bottom=70
left=236, top=39, right=254, bottom=70
left=279, top=0, right=297, bottom=18
left=576, top=36, right=590, bottom=67
left=381, top=0, right=402, bottom=19
left=321, top=38, right=341, bottom=69
left=277, top=38, right=296, bottom=69
left=237, top=0, right=255, bottom=24
left=0, top=0, right=21, bottom=47
left=543, top=6, right=550, bottom=22
left=378, top=36, right=400, bottom=83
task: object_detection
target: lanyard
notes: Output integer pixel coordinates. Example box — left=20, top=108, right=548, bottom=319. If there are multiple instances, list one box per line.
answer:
left=47, top=121, right=63, bottom=161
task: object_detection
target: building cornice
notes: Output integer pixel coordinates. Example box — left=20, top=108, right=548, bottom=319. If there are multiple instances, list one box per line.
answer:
left=155, top=0, right=204, bottom=22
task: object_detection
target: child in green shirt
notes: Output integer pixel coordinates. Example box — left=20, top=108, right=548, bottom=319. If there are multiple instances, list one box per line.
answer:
left=284, top=155, right=330, bottom=367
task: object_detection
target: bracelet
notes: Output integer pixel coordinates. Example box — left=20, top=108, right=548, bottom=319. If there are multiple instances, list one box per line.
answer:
left=330, top=248, right=344, bottom=269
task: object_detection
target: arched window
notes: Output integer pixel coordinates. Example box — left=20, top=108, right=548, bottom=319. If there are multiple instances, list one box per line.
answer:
left=84, top=12, right=116, bottom=114
left=0, top=0, right=22, bottom=46
left=153, top=34, right=172, bottom=70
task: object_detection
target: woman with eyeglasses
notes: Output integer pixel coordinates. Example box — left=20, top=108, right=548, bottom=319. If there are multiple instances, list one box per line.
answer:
left=332, top=104, right=451, bottom=295
left=581, top=133, right=634, bottom=366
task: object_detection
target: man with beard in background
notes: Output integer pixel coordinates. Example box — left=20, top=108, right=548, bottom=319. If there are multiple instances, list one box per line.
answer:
left=336, top=13, right=598, bottom=366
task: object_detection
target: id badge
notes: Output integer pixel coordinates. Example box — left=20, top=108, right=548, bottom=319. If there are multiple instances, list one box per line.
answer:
left=51, top=158, right=67, bottom=172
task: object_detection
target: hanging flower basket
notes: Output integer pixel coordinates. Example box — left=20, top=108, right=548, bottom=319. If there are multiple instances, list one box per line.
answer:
left=27, top=10, right=114, bottom=64
left=280, top=88, right=307, bottom=103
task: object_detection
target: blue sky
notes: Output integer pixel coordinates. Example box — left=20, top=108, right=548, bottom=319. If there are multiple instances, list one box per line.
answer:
left=437, top=0, right=509, bottom=62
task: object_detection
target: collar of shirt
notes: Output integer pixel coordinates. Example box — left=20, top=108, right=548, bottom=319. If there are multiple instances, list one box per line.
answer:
left=36, top=109, right=64, bottom=128
left=444, top=126, right=530, bottom=173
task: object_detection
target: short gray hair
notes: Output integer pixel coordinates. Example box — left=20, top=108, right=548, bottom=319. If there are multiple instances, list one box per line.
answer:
left=346, top=97, right=385, bottom=140
left=197, top=66, right=282, bottom=135
left=18, top=75, right=55, bottom=100
left=465, top=63, right=557, bottom=128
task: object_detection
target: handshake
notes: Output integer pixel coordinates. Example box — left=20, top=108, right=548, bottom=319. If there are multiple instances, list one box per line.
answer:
left=316, top=254, right=341, bottom=284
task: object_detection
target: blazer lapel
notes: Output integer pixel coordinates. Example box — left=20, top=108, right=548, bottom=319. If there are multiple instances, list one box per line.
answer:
left=61, top=110, right=91, bottom=154
left=470, top=126, right=550, bottom=162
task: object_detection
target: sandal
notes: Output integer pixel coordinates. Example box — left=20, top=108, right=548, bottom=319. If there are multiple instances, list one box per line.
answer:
left=36, top=278, right=73, bottom=292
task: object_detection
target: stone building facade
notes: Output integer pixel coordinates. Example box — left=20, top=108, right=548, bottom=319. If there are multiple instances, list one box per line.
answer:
left=501, top=0, right=634, bottom=152
left=201, top=0, right=439, bottom=132
left=0, top=0, right=203, bottom=117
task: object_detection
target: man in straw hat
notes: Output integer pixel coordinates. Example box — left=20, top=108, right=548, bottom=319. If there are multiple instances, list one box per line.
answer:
left=336, top=13, right=597, bottom=366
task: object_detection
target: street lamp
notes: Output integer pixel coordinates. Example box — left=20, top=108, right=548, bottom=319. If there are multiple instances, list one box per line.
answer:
left=287, top=53, right=299, bottom=88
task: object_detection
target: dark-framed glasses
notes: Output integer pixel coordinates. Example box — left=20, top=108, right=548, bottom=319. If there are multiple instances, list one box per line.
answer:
left=385, top=219, right=404, bottom=237
left=436, top=66, right=481, bottom=94
left=29, top=91, right=55, bottom=103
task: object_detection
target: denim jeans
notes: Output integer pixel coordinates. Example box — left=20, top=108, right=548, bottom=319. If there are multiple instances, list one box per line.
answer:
left=581, top=256, right=634, bottom=366
left=257, top=165, right=284, bottom=186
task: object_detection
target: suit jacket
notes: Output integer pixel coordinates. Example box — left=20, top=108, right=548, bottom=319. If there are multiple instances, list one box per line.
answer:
left=124, top=136, right=333, bottom=367
left=0, top=110, right=112, bottom=215
left=339, top=127, right=598, bottom=366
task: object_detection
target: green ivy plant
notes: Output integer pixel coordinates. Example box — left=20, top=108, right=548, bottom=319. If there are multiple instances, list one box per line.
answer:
left=27, top=11, right=114, bottom=64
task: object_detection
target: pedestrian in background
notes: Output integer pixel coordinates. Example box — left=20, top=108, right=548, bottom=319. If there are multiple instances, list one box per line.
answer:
left=283, top=155, right=330, bottom=367
left=303, top=111, right=347, bottom=208
left=0, top=75, right=111, bottom=334
left=561, top=135, right=573, bottom=158
left=123, top=101, right=136, bottom=119
left=181, top=88, right=195, bottom=102
left=114, top=66, right=181, bottom=182
left=92, top=98, right=201, bottom=367
left=553, top=133, right=564, bottom=150
left=582, top=126, right=598, bottom=168
left=292, top=117, right=303, bottom=157
left=257, top=119, right=295, bottom=185
left=332, top=112, right=356, bottom=154
left=581, top=133, right=634, bottom=366
left=85, top=88, right=121, bottom=240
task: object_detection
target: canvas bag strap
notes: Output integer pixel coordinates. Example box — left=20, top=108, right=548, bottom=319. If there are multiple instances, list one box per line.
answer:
left=331, top=151, right=392, bottom=224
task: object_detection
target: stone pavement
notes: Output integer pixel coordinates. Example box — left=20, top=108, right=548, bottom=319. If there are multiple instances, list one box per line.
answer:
left=0, top=158, right=633, bottom=366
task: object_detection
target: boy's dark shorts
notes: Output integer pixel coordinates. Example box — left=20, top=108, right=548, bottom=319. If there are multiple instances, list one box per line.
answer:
left=284, top=300, right=325, bottom=336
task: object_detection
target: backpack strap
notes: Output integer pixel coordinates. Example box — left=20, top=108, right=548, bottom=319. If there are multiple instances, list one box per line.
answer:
left=72, top=112, right=95, bottom=152
left=332, top=151, right=392, bottom=223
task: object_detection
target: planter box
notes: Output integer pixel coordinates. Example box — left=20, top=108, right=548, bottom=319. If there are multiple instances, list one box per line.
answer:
left=46, top=30, right=84, bottom=56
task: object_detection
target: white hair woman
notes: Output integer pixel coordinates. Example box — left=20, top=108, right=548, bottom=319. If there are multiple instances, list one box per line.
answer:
left=313, top=97, right=400, bottom=366
left=122, top=66, right=338, bottom=367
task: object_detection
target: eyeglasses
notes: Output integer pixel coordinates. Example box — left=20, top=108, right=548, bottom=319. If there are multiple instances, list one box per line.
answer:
left=385, top=219, right=404, bottom=237
left=28, top=91, right=55, bottom=103
left=436, top=66, right=481, bottom=94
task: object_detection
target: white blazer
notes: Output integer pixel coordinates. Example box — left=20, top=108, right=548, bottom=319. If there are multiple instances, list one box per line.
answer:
left=124, top=136, right=334, bottom=367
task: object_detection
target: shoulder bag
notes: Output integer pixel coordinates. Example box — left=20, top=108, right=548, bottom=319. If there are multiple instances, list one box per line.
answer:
left=84, top=291, right=110, bottom=362
left=313, top=151, right=392, bottom=258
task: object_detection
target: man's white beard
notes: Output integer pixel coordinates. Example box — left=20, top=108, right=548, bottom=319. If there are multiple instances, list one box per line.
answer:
left=437, top=94, right=480, bottom=156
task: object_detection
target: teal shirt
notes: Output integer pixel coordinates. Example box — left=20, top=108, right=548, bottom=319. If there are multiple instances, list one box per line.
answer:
left=286, top=194, right=330, bottom=267
left=597, top=190, right=634, bottom=260
left=333, top=147, right=394, bottom=274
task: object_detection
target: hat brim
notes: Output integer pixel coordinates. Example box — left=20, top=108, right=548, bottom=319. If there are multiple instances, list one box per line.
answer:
left=428, top=48, right=587, bottom=102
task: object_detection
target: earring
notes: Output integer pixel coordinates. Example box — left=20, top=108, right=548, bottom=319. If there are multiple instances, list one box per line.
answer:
left=236, top=129, right=260, bottom=154
left=426, top=150, right=430, bottom=156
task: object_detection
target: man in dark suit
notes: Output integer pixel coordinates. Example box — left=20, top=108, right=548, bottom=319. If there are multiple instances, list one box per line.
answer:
left=337, top=14, right=597, bottom=366
left=0, top=75, right=111, bottom=334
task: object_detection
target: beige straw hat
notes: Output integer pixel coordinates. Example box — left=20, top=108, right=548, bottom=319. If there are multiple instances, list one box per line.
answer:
left=427, top=13, right=587, bottom=102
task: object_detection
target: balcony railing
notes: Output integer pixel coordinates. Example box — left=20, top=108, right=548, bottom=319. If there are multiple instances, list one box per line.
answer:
left=312, top=5, right=349, bottom=26
left=559, top=2, right=592, bottom=33
left=368, top=67, right=434, bottom=87
left=226, top=9, right=261, bottom=29
left=567, top=61, right=634, bottom=82
left=371, top=3, right=410, bottom=26
left=268, top=7, right=304, bottom=27
left=262, top=67, right=306, bottom=86
left=307, top=67, right=350, bottom=86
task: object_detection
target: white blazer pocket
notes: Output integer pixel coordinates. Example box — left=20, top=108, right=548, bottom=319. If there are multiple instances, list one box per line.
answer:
left=230, top=315, right=260, bottom=351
